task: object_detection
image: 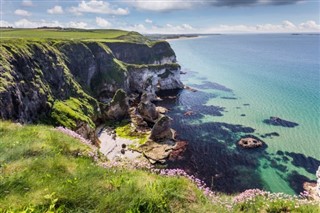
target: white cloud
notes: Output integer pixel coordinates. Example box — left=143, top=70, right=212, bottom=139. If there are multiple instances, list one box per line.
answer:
left=204, top=20, right=320, bottom=33
left=132, top=0, right=196, bottom=12
left=0, top=20, right=11, bottom=28
left=69, top=0, right=129, bottom=15
left=14, top=9, right=32, bottom=17
left=163, top=23, right=195, bottom=33
left=131, top=0, right=305, bottom=11
left=67, top=21, right=88, bottom=29
left=299, top=20, right=320, bottom=31
left=122, top=23, right=195, bottom=34
left=47, top=6, right=64, bottom=14
left=22, top=0, right=33, bottom=7
left=145, top=18, right=153, bottom=24
left=96, top=17, right=112, bottom=28
left=14, top=19, right=62, bottom=28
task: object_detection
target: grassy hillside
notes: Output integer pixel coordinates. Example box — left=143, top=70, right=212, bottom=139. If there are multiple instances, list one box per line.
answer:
left=0, top=29, right=152, bottom=44
left=0, top=121, right=319, bottom=212
left=0, top=29, right=127, bottom=39
left=0, top=121, right=216, bottom=212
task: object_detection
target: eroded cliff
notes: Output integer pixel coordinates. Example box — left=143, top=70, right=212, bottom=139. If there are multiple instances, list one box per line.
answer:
left=0, top=32, right=183, bottom=139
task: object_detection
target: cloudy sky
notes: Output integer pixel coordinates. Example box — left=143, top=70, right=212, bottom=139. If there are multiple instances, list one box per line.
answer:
left=0, top=0, right=319, bottom=33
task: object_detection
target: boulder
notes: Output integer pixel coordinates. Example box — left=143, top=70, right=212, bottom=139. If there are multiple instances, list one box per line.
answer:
left=107, top=89, right=129, bottom=120
left=139, top=139, right=176, bottom=164
left=75, top=121, right=100, bottom=146
left=238, top=137, right=263, bottom=149
left=150, top=116, right=173, bottom=141
left=129, top=107, right=149, bottom=131
left=169, top=141, right=188, bottom=161
left=156, top=106, right=168, bottom=114
left=138, top=101, right=159, bottom=123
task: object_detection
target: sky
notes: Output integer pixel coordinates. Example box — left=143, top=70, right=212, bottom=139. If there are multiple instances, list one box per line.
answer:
left=0, top=0, right=319, bottom=33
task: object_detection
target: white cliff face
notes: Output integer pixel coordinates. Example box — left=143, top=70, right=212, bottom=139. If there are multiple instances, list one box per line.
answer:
left=128, top=65, right=183, bottom=97
left=153, top=56, right=176, bottom=65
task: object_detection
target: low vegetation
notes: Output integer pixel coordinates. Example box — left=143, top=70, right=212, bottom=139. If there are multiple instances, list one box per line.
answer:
left=115, top=122, right=149, bottom=145
left=0, top=29, right=130, bottom=40
left=0, top=121, right=319, bottom=212
left=0, top=121, right=214, bottom=212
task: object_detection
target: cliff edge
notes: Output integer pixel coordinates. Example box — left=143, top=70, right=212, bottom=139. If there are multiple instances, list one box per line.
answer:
left=0, top=30, right=183, bottom=141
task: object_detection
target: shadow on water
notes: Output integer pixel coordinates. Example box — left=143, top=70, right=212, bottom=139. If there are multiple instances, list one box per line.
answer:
left=156, top=89, right=267, bottom=193
left=156, top=79, right=318, bottom=194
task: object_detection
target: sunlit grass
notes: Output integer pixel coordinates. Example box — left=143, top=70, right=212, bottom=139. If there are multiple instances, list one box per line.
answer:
left=0, top=121, right=319, bottom=212
left=0, top=121, right=214, bottom=212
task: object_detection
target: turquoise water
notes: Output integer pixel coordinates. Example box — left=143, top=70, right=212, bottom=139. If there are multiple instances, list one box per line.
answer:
left=164, top=34, right=320, bottom=194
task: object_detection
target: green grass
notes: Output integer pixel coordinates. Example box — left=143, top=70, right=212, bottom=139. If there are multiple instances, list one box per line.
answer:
left=51, top=97, right=96, bottom=129
left=0, top=120, right=319, bottom=212
left=0, top=121, right=215, bottom=212
left=0, top=29, right=129, bottom=40
left=115, top=122, right=149, bottom=145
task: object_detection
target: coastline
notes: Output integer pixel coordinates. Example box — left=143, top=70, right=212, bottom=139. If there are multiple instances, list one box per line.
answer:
left=165, top=35, right=207, bottom=41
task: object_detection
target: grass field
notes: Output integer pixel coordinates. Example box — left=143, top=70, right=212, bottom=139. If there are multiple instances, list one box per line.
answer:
left=0, top=121, right=217, bottom=212
left=0, top=28, right=155, bottom=45
left=0, top=28, right=128, bottom=39
left=0, top=121, right=319, bottom=212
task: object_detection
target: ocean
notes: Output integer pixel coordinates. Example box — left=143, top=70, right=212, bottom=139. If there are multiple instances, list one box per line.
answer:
left=158, top=34, right=320, bottom=194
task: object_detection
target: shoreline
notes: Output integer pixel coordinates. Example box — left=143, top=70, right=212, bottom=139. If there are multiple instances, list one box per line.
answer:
left=98, top=126, right=143, bottom=161
left=165, top=35, right=208, bottom=41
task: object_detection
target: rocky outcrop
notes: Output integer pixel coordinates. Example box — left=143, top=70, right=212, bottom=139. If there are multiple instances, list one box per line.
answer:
left=150, top=116, right=173, bottom=141
left=107, top=89, right=129, bottom=120
left=127, top=64, right=183, bottom=96
left=238, top=137, right=263, bottom=149
left=75, top=121, right=100, bottom=146
left=137, top=93, right=159, bottom=123
left=136, top=115, right=179, bottom=164
left=139, top=140, right=176, bottom=164
left=129, top=107, right=149, bottom=132
left=0, top=32, right=182, bottom=143
left=302, top=166, right=320, bottom=201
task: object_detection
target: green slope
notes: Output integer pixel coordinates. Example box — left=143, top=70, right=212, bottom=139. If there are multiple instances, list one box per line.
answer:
left=0, top=121, right=216, bottom=212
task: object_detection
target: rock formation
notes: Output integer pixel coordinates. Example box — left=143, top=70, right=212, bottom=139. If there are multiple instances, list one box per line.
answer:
left=135, top=115, right=178, bottom=164
left=238, top=137, right=263, bottom=149
left=137, top=92, right=159, bottom=123
left=0, top=32, right=183, bottom=142
left=150, top=116, right=173, bottom=141
left=107, top=89, right=129, bottom=120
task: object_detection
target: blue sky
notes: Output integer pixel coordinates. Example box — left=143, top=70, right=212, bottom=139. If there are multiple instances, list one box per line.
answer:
left=0, top=0, right=319, bottom=33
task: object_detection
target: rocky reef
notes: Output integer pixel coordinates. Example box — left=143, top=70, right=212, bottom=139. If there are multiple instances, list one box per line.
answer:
left=263, top=116, right=299, bottom=128
left=0, top=32, right=183, bottom=144
left=238, top=136, right=264, bottom=149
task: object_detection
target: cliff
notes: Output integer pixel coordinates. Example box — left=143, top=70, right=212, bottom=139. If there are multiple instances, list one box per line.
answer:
left=0, top=31, right=183, bottom=138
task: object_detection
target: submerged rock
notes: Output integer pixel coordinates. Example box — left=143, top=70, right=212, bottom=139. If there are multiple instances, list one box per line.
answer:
left=260, top=132, right=280, bottom=138
left=263, top=116, right=299, bottom=128
left=107, top=89, right=129, bottom=120
left=238, top=137, right=263, bottom=149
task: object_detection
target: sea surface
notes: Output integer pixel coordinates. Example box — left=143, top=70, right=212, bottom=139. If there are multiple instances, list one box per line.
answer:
left=159, top=34, right=320, bottom=195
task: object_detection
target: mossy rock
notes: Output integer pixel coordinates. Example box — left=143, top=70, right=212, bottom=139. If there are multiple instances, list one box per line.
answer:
left=51, top=97, right=96, bottom=129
